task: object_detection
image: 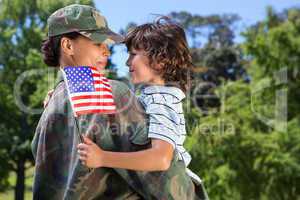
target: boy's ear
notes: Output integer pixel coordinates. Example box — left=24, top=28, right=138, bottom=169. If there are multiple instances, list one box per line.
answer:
left=60, top=37, right=75, bottom=56
left=153, top=62, right=164, bottom=70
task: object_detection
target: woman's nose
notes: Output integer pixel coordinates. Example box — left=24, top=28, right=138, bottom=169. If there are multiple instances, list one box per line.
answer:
left=99, top=44, right=111, bottom=57
left=102, top=48, right=111, bottom=57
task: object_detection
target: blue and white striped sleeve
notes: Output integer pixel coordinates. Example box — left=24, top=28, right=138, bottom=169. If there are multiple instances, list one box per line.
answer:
left=145, top=94, right=185, bottom=148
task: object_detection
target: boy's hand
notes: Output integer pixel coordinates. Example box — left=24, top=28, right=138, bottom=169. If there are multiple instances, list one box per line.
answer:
left=77, top=136, right=104, bottom=168
left=43, top=89, right=54, bottom=108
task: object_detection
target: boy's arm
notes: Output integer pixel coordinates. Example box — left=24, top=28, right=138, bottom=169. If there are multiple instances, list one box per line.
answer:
left=78, top=137, right=174, bottom=171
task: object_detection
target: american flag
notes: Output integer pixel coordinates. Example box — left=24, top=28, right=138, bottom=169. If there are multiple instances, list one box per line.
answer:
left=62, top=66, right=116, bottom=116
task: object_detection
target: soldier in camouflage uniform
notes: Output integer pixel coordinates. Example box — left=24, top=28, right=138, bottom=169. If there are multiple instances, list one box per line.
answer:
left=32, top=4, right=209, bottom=200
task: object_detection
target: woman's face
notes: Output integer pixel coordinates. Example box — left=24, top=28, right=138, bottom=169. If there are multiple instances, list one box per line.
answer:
left=67, top=35, right=110, bottom=71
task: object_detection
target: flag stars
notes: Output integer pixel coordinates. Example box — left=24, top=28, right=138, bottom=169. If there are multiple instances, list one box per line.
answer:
left=64, top=67, right=97, bottom=93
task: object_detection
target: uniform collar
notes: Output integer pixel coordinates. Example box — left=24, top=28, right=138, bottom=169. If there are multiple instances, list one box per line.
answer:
left=55, top=70, right=65, bottom=86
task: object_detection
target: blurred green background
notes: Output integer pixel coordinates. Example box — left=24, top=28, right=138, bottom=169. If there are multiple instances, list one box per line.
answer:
left=0, top=0, right=299, bottom=199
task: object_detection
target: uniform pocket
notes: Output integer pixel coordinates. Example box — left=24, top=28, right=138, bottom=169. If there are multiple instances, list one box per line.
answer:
left=128, top=122, right=150, bottom=146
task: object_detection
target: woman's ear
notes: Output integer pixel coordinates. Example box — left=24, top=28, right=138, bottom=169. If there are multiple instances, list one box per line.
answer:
left=60, top=37, right=74, bottom=56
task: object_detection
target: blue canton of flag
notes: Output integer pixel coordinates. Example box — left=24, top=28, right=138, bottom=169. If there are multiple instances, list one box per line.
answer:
left=64, top=67, right=95, bottom=93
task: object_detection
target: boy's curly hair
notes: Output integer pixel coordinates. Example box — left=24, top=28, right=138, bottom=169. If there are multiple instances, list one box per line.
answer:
left=124, top=17, right=194, bottom=92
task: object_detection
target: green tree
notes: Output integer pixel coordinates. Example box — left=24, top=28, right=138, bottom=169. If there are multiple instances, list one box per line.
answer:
left=0, top=1, right=94, bottom=199
left=186, top=6, right=300, bottom=200
left=168, top=11, right=248, bottom=114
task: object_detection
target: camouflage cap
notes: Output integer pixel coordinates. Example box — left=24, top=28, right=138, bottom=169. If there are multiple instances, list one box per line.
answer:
left=47, top=4, right=123, bottom=44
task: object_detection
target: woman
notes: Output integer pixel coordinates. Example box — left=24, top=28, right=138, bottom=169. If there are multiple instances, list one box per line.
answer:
left=32, top=4, right=208, bottom=200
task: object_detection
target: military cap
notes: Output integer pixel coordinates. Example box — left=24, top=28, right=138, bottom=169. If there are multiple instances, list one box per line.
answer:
left=47, top=4, right=123, bottom=44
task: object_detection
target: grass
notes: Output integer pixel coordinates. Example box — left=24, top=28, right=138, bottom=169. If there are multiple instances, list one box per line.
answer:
left=0, top=166, right=34, bottom=200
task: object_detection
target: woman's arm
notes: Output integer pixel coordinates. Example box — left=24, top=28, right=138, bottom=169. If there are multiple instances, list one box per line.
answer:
left=77, top=136, right=174, bottom=171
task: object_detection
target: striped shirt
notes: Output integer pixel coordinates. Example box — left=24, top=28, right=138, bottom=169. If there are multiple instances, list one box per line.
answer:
left=138, top=85, right=192, bottom=167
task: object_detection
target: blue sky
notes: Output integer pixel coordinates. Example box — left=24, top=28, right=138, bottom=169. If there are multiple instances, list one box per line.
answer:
left=95, top=0, right=299, bottom=77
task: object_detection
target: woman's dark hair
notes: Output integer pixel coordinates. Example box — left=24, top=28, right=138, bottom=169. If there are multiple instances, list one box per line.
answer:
left=41, top=32, right=81, bottom=67
left=124, top=17, right=194, bottom=92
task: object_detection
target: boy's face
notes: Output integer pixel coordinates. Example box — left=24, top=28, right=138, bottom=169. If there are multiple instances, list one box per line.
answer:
left=126, top=49, right=164, bottom=85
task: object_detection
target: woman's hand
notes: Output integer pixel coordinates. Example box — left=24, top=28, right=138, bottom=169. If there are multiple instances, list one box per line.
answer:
left=77, top=136, right=104, bottom=168
left=43, top=89, right=54, bottom=108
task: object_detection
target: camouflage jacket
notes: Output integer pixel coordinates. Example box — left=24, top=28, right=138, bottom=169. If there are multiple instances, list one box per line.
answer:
left=31, top=71, right=208, bottom=200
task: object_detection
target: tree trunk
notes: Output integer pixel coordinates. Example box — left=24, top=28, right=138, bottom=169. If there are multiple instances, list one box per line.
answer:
left=15, top=158, right=25, bottom=200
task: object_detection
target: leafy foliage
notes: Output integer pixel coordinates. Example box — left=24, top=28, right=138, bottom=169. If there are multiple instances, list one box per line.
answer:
left=186, top=6, right=300, bottom=200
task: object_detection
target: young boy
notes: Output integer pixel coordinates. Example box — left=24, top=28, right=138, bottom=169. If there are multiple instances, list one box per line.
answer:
left=78, top=17, right=197, bottom=176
